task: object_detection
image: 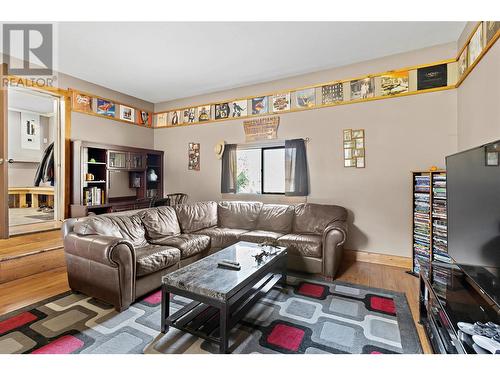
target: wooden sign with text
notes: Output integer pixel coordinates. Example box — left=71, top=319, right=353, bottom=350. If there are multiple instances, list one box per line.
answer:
left=243, top=116, right=280, bottom=142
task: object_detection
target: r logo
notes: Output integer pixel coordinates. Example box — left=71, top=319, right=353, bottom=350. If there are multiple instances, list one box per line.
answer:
left=3, top=24, right=53, bottom=75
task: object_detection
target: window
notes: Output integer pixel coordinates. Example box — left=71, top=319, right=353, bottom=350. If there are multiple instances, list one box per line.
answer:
left=236, top=146, right=285, bottom=194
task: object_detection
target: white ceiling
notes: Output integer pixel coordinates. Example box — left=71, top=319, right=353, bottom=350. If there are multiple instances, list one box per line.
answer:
left=57, top=22, right=466, bottom=103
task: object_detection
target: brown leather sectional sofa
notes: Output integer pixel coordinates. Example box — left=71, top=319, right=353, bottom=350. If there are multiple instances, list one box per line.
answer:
left=62, top=201, right=348, bottom=311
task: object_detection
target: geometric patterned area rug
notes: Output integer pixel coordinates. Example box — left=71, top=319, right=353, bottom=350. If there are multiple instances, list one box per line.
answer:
left=0, top=275, right=422, bottom=354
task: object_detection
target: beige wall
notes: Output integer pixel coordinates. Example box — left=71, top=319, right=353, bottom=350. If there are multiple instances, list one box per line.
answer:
left=58, top=73, right=155, bottom=149
left=456, top=39, right=500, bottom=151
left=154, top=43, right=459, bottom=257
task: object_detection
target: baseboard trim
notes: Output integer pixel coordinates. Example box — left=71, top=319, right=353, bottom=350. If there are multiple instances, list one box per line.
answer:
left=344, top=249, right=412, bottom=269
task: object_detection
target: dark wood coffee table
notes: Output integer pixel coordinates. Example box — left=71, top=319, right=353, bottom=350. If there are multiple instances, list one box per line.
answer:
left=161, top=241, right=287, bottom=353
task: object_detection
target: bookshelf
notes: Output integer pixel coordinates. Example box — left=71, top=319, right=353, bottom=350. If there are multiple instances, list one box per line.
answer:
left=409, top=170, right=451, bottom=277
left=71, top=140, right=163, bottom=217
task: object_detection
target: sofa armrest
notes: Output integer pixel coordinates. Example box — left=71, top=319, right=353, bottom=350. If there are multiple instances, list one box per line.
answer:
left=63, top=233, right=136, bottom=311
left=321, top=221, right=348, bottom=278
left=323, top=221, right=348, bottom=246
left=64, top=232, right=135, bottom=267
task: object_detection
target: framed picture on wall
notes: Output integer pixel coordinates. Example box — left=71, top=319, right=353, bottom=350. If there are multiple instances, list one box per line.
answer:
left=188, top=142, right=200, bottom=171
left=344, top=158, right=356, bottom=167
left=229, top=100, right=247, bottom=117
left=356, top=157, right=365, bottom=168
left=20, top=112, right=41, bottom=150
left=352, top=129, right=364, bottom=139
left=343, top=129, right=352, bottom=141
left=119, top=105, right=135, bottom=122
left=295, top=88, right=316, bottom=108
left=251, top=97, right=268, bottom=115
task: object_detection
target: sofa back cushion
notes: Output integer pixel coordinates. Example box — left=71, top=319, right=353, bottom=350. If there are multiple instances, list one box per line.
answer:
left=256, top=204, right=294, bottom=233
left=293, top=203, right=347, bottom=235
left=140, top=206, right=181, bottom=239
left=218, top=201, right=263, bottom=230
left=73, top=214, right=148, bottom=248
left=175, top=201, right=218, bottom=233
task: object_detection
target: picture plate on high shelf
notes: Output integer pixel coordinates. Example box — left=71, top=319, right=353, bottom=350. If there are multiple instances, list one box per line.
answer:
left=138, top=110, right=152, bottom=127
left=380, top=71, right=409, bottom=96
left=73, top=92, right=93, bottom=112
left=295, top=88, right=316, bottom=108
left=197, top=105, right=211, bottom=122
left=119, top=105, right=135, bottom=122
left=468, top=23, right=483, bottom=66
left=156, top=113, right=168, bottom=127
left=417, top=64, right=448, bottom=90
left=484, top=21, right=500, bottom=44
left=350, top=78, right=374, bottom=100
left=229, top=100, right=247, bottom=117
left=169, top=110, right=180, bottom=126
left=96, top=98, right=115, bottom=117
left=183, top=108, right=196, bottom=123
left=251, top=97, right=268, bottom=115
left=321, top=83, right=343, bottom=104
left=214, top=103, right=230, bottom=120
left=272, top=93, right=291, bottom=112
left=458, top=46, right=468, bottom=77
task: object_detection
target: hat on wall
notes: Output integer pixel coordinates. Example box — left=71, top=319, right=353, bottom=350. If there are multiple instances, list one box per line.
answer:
left=214, top=141, right=225, bottom=159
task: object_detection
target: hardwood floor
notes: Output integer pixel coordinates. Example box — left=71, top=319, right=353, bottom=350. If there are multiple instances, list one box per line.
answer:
left=0, top=229, right=62, bottom=259
left=0, top=267, right=69, bottom=315
left=0, top=230, right=65, bottom=283
left=0, top=257, right=431, bottom=353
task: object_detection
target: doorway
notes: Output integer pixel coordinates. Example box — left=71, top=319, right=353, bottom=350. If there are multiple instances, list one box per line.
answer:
left=5, top=87, right=65, bottom=236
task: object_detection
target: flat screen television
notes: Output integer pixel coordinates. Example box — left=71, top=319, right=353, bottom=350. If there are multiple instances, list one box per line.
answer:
left=446, top=140, right=500, bottom=307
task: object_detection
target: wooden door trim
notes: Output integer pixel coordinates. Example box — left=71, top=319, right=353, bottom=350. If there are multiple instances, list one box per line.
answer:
left=0, top=64, right=9, bottom=238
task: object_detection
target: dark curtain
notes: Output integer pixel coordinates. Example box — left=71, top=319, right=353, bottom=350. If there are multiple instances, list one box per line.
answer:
left=285, top=139, right=309, bottom=196
left=221, top=144, right=237, bottom=193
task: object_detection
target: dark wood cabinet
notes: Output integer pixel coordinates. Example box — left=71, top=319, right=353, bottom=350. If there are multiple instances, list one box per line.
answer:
left=70, top=140, right=164, bottom=217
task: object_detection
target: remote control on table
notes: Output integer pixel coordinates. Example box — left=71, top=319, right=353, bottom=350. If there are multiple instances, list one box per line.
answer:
left=221, top=259, right=240, bottom=266
left=218, top=261, right=241, bottom=270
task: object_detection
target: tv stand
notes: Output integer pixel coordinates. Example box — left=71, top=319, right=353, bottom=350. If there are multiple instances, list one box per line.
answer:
left=419, top=262, right=499, bottom=354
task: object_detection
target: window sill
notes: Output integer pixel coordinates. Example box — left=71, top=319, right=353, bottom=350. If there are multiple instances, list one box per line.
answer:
left=221, top=193, right=306, bottom=204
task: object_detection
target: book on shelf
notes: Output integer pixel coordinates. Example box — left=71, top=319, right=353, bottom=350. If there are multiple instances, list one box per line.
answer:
left=84, top=186, right=105, bottom=206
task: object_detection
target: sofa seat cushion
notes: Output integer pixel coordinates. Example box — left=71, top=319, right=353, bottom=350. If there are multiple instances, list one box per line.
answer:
left=150, top=234, right=210, bottom=259
left=277, top=234, right=323, bottom=258
left=240, top=230, right=284, bottom=244
left=135, top=245, right=180, bottom=277
left=195, top=227, right=249, bottom=249
left=140, top=206, right=181, bottom=240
